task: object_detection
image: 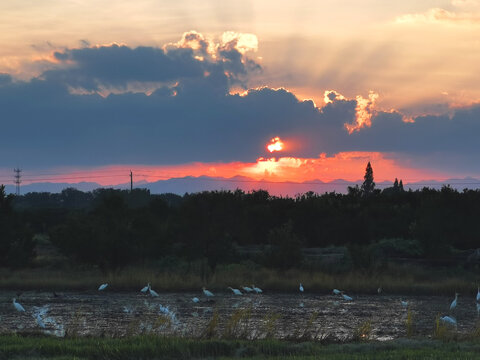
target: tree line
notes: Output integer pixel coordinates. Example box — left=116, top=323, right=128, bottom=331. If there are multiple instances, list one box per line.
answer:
left=2, top=163, right=480, bottom=271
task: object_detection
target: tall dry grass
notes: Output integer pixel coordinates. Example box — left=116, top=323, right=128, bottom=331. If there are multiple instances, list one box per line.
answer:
left=0, top=262, right=477, bottom=295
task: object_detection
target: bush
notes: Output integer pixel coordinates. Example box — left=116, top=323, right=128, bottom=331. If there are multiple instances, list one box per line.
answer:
left=261, top=221, right=303, bottom=270
left=373, top=238, right=423, bottom=258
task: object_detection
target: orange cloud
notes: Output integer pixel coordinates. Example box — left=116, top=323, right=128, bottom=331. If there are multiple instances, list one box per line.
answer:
left=267, top=137, right=284, bottom=152
left=221, top=32, right=258, bottom=54
left=395, top=8, right=480, bottom=25
left=324, top=89, right=380, bottom=133
left=345, top=91, right=379, bottom=133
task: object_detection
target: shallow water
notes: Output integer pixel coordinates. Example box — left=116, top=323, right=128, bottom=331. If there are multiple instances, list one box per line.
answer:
left=0, top=290, right=477, bottom=340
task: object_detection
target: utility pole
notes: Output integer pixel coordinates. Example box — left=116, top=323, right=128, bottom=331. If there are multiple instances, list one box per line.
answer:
left=14, top=168, right=22, bottom=196
left=130, top=170, right=133, bottom=192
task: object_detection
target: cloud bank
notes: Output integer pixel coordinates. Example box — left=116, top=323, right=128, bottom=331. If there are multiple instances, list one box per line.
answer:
left=1, top=32, right=480, bottom=176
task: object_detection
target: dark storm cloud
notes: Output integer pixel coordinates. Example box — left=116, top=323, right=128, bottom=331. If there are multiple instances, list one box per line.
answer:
left=43, top=37, right=259, bottom=91
left=46, top=45, right=205, bottom=90
left=0, top=74, right=12, bottom=85
left=1, top=40, right=480, bottom=174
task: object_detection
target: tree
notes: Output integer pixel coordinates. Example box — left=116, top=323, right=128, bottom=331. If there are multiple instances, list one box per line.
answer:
left=0, top=184, right=35, bottom=267
left=262, top=221, right=303, bottom=270
left=361, top=162, right=375, bottom=197
left=50, top=192, right=135, bottom=271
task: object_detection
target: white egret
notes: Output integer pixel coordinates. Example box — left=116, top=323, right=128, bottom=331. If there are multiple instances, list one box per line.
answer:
left=203, top=287, right=214, bottom=297
left=332, top=289, right=341, bottom=295
left=98, top=283, right=108, bottom=291
left=13, top=298, right=25, bottom=312
left=401, top=300, right=409, bottom=308
left=341, top=292, right=353, bottom=301
left=440, top=315, right=457, bottom=326
left=242, top=286, right=253, bottom=293
left=450, top=293, right=459, bottom=311
left=123, top=305, right=134, bottom=314
left=228, top=287, right=243, bottom=295
left=192, top=297, right=200, bottom=303
left=148, top=284, right=159, bottom=297
left=158, top=304, right=170, bottom=314
left=36, top=314, right=46, bottom=328
left=141, top=283, right=150, bottom=293
left=299, top=283, right=304, bottom=292
left=251, top=285, right=263, bottom=294
left=377, top=287, right=382, bottom=294
left=477, top=287, right=480, bottom=302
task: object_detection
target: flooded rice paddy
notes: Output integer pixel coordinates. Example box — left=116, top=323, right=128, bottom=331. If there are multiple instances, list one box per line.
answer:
left=0, top=291, right=478, bottom=340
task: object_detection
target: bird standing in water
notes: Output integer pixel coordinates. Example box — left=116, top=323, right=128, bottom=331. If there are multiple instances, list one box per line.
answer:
left=13, top=298, right=25, bottom=312
left=450, top=293, right=459, bottom=311
left=203, top=287, right=214, bottom=297
left=98, top=283, right=108, bottom=291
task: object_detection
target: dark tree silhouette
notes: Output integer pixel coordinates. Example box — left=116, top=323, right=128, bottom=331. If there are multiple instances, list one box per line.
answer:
left=361, top=162, right=375, bottom=196
left=0, top=184, right=35, bottom=267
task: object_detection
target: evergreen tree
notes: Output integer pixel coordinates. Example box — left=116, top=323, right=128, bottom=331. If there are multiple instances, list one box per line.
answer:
left=399, top=180, right=404, bottom=192
left=361, top=162, right=375, bottom=196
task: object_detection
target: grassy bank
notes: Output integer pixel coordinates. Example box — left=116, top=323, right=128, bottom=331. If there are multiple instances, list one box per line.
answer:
left=1, top=262, right=478, bottom=296
left=2, top=335, right=480, bottom=360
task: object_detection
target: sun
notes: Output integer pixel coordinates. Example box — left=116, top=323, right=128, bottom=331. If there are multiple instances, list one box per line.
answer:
left=267, top=137, right=284, bottom=152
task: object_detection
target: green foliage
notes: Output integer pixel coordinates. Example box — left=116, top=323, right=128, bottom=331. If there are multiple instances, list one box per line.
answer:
left=434, top=315, right=456, bottom=342
left=50, top=192, right=137, bottom=271
left=353, top=320, right=372, bottom=341
left=203, top=310, right=220, bottom=339
left=347, top=243, right=384, bottom=273
left=373, top=238, right=423, bottom=258
left=405, top=310, right=415, bottom=337
left=298, top=311, right=321, bottom=341
left=262, top=221, right=303, bottom=270
left=223, top=307, right=252, bottom=339
left=4, top=172, right=480, bottom=270
left=0, top=184, right=35, bottom=267
left=262, top=312, right=281, bottom=339
left=4, top=335, right=480, bottom=360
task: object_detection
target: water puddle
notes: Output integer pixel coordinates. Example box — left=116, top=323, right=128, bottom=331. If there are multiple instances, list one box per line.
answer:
left=0, top=291, right=477, bottom=340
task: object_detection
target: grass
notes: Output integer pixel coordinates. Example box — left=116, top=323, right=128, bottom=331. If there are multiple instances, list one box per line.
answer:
left=405, top=310, right=415, bottom=338
left=3, top=335, right=480, bottom=360
left=0, top=262, right=478, bottom=295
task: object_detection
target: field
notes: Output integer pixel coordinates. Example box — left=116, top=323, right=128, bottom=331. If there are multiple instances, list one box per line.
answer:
left=2, top=335, right=480, bottom=360
left=0, top=262, right=478, bottom=296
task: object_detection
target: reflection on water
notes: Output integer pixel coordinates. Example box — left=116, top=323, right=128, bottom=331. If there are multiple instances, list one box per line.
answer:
left=0, top=291, right=478, bottom=340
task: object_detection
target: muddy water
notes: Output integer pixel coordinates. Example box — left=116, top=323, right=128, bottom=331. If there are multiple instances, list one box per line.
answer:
left=0, top=291, right=477, bottom=340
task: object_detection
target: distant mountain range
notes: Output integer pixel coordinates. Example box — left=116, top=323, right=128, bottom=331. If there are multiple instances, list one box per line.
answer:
left=4, top=176, right=480, bottom=196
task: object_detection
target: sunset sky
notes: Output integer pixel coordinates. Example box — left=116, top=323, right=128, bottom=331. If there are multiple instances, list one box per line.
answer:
left=1, top=0, right=480, bottom=189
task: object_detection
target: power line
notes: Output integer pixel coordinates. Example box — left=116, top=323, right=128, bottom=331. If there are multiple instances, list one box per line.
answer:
left=19, top=170, right=129, bottom=178
left=1, top=169, right=480, bottom=188
left=0, top=174, right=129, bottom=182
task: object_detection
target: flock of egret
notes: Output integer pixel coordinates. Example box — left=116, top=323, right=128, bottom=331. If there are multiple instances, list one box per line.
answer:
left=332, top=288, right=353, bottom=301
left=10, top=282, right=480, bottom=335
left=437, top=289, right=480, bottom=327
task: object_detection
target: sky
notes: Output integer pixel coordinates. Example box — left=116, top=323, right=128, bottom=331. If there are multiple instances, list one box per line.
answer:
left=1, top=0, right=480, bottom=190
